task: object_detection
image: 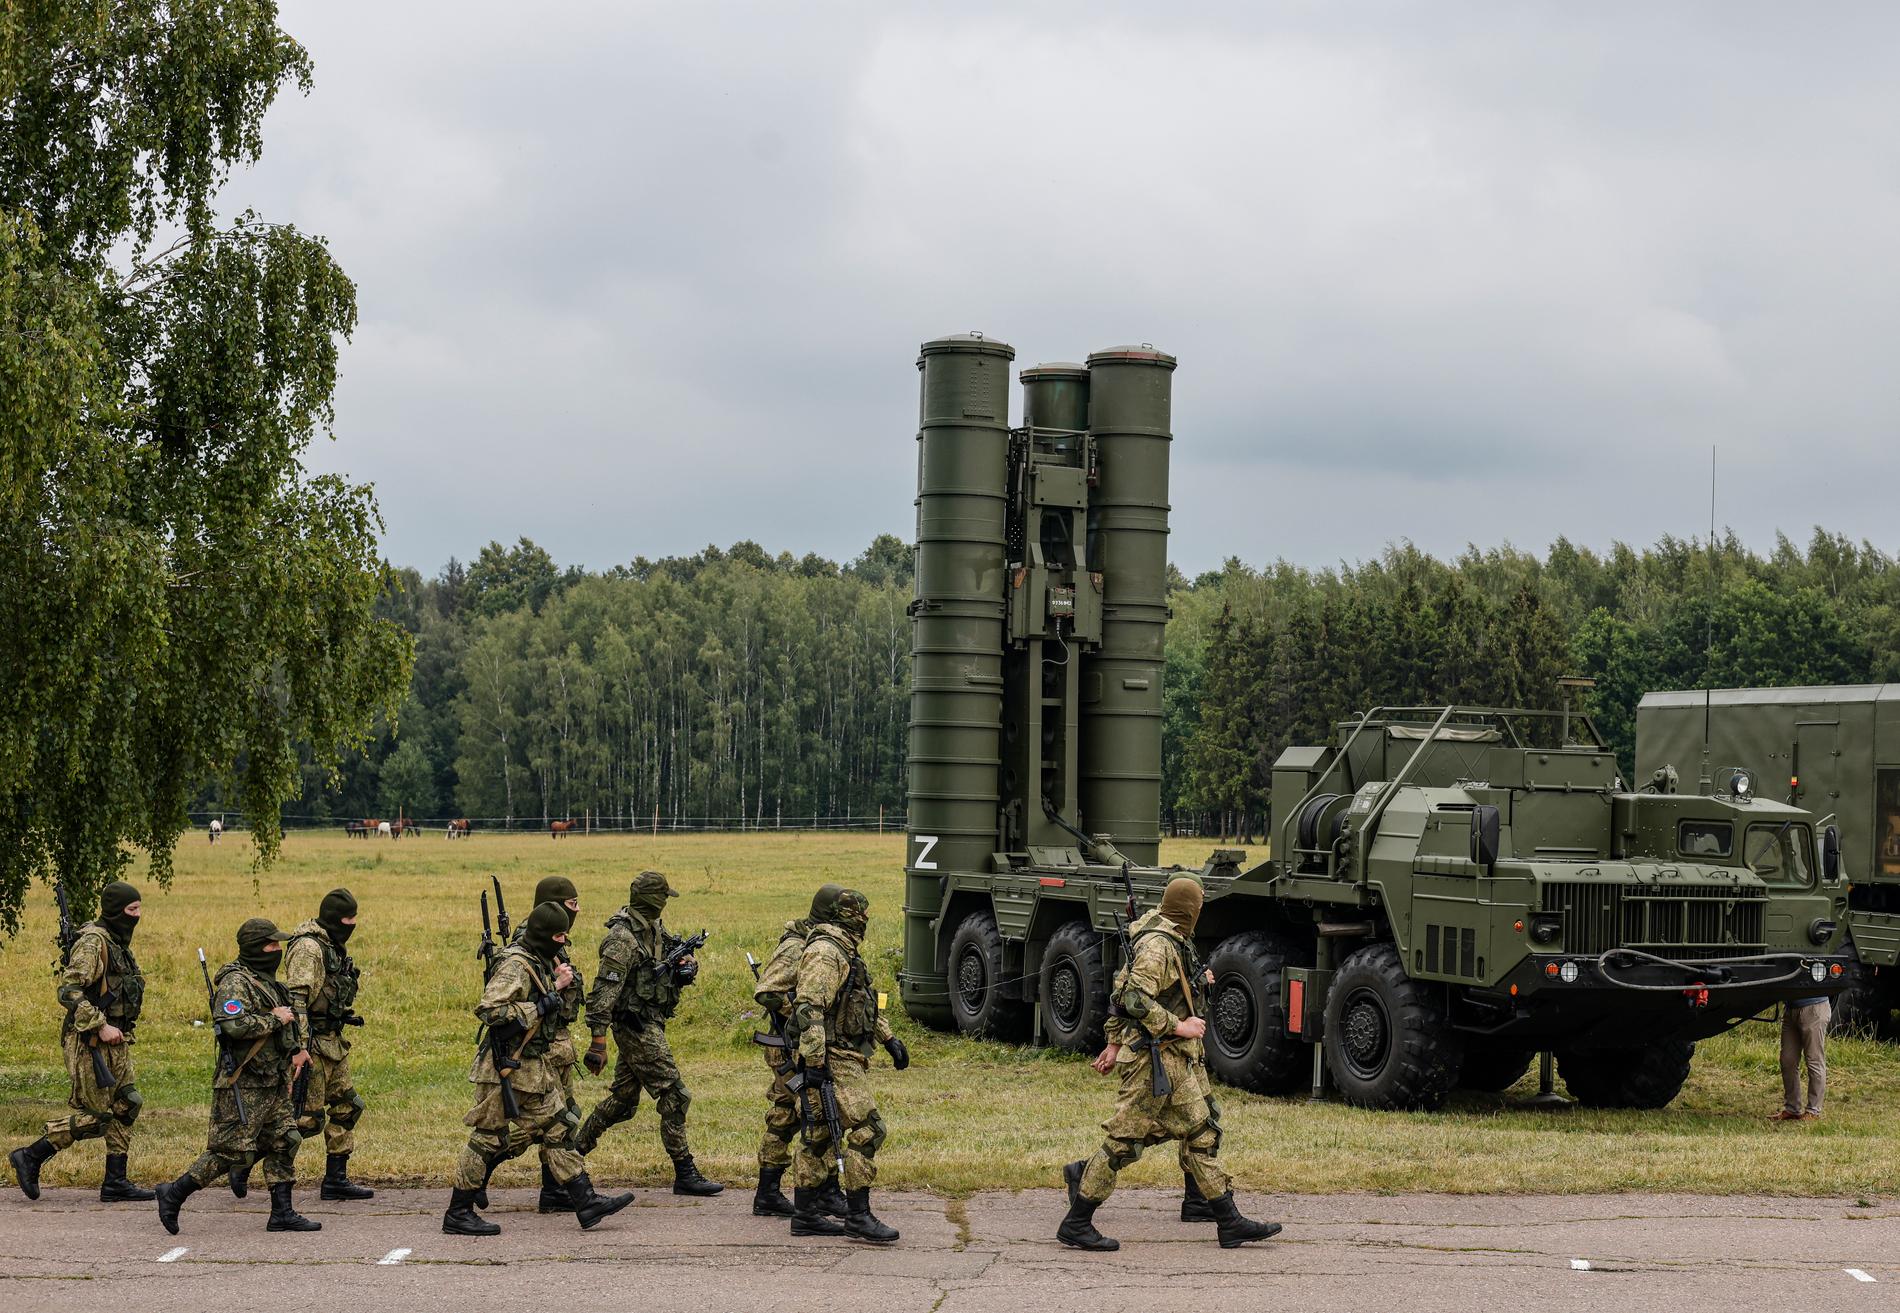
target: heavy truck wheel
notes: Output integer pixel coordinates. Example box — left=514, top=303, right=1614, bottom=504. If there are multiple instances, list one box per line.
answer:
left=1458, top=1046, right=1536, bottom=1093
left=948, top=910, right=1030, bottom=1040
left=1038, top=919, right=1110, bottom=1053
left=1555, top=1039, right=1695, bottom=1109
left=1322, top=942, right=1464, bottom=1110
left=1204, top=930, right=1312, bottom=1095
left=1829, top=959, right=1894, bottom=1039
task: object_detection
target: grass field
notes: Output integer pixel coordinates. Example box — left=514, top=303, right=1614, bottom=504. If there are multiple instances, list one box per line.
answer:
left=3, top=831, right=1898, bottom=1198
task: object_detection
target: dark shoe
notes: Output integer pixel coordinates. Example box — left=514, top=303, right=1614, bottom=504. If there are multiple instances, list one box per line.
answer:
left=1057, top=1160, right=1118, bottom=1251
left=1208, top=1191, right=1280, bottom=1248
left=789, top=1185, right=847, bottom=1236
left=671, top=1153, right=724, bottom=1197
left=566, top=1171, right=634, bottom=1230
left=817, top=1175, right=850, bottom=1218
left=228, top=1157, right=252, bottom=1199
left=9, top=1138, right=57, bottom=1200
left=752, top=1165, right=796, bottom=1217
left=155, top=1173, right=201, bottom=1236
left=1180, top=1171, right=1214, bottom=1222
left=321, top=1153, right=375, bottom=1201
left=443, top=1187, right=501, bottom=1236
left=537, top=1159, right=575, bottom=1213
left=266, top=1181, right=322, bottom=1232
left=100, top=1153, right=156, bottom=1203
left=474, top=1155, right=500, bottom=1211
left=843, top=1187, right=899, bottom=1243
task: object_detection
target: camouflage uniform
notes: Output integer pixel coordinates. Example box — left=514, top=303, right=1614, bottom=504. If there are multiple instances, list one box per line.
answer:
left=156, top=918, right=321, bottom=1234
left=284, top=887, right=373, bottom=1201
left=502, top=875, right=586, bottom=1212
left=1058, top=878, right=1278, bottom=1251
left=749, top=912, right=817, bottom=1216
left=577, top=872, right=720, bottom=1195
left=789, top=889, right=905, bottom=1243
left=9, top=880, right=153, bottom=1203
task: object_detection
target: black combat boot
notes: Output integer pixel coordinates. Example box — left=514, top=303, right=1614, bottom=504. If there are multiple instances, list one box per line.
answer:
left=537, top=1160, right=574, bottom=1213
left=265, top=1181, right=322, bottom=1232
left=100, top=1153, right=156, bottom=1202
left=565, top=1172, right=634, bottom=1230
left=155, top=1172, right=201, bottom=1235
left=817, top=1173, right=849, bottom=1218
left=443, top=1187, right=500, bottom=1236
left=1056, top=1159, right=1118, bottom=1252
left=1180, top=1171, right=1214, bottom=1222
left=8, top=1137, right=57, bottom=1200
left=752, top=1165, right=795, bottom=1217
left=1208, top=1191, right=1281, bottom=1248
left=671, top=1153, right=724, bottom=1196
left=321, top=1153, right=375, bottom=1201
left=842, top=1187, right=898, bottom=1243
left=228, top=1156, right=252, bottom=1198
left=789, top=1186, right=847, bottom=1236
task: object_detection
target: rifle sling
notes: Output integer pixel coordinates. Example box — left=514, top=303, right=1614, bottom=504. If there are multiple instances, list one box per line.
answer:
left=500, top=961, right=551, bottom=1070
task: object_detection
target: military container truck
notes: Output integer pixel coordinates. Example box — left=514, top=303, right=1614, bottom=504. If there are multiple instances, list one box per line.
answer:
left=1638, top=685, right=1900, bottom=1033
left=899, top=334, right=1851, bottom=1110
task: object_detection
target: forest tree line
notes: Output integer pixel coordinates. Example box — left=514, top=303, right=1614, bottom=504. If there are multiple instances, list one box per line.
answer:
left=198, top=529, right=1900, bottom=836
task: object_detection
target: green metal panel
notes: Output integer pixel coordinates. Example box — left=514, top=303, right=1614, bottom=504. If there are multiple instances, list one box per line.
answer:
left=1847, top=910, right=1900, bottom=966
left=1079, top=345, right=1175, bottom=864
left=905, top=333, right=1014, bottom=1023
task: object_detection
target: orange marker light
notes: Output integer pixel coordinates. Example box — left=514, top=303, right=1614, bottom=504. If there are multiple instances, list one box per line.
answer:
left=1544, top=962, right=1560, bottom=978
left=1509, top=984, right=1519, bottom=996
left=1514, top=920, right=1525, bottom=933
left=1831, top=963, right=1844, bottom=977
left=1791, top=777, right=1799, bottom=788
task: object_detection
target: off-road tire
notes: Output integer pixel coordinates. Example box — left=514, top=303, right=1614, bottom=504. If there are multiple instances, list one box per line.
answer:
left=1555, top=1039, right=1695, bottom=1109
left=1321, top=942, right=1464, bottom=1110
left=1458, top=1046, right=1536, bottom=1093
left=1038, top=920, right=1110, bottom=1053
left=948, top=910, right=1029, bottom=1040
left=1204, top=930, right=1313, bottom=1095
left=1828, top=958, right=1894, bottom=1039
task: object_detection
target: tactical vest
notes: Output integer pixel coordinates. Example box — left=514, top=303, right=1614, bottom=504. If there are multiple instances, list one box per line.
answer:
left=65, top=924, right=144, bottom=1032
left=821, top=943, right=880, bottom=1057
left=1113, top=925, right=1200, bottom=1020
left=493, top=948, right=555, bottom=1061
left=606, top=913, right=683, bottom=1023
left=213, top=963, right=298, bottom=1079
left=288, top=929, right=359, bottom=1033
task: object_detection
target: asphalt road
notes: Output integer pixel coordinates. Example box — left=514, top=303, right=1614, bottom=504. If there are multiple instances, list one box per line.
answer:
left=1, top=1186, right=1894, bottom=1312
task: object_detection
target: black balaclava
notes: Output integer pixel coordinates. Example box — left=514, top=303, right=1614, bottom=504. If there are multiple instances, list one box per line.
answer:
left=522, top=902, right=569, bottom=959
left=806, top=882, right=843, bottom=926
left=628, top=870, right=676, bottom=917
left=237, top=918, right=285, bottom=977
left=533, top=876, right=579, bottom=927
left=318, top=888, right=357, bottom=945
left=99, top=881, right=142, bottom=945
left=826, top=889, right=870, bottom=939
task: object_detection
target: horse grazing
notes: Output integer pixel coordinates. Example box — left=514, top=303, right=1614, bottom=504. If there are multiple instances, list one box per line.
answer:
left=376, top=820, right=392, bottom=839
left=208, top=819, right=223, bottom=844
left=344, top=820, right=367, bottom=839
left=393, top=817, right=420, bottom=838
left=550, top=820, right=578, bottom=839
left=446, top=818, right=471, bottom=839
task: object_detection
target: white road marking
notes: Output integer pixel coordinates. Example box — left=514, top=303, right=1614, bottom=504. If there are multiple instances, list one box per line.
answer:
left=377, top=1248, right=411, bottom=1266
left=1570, top=1259, right=1591, bottom=1271
left=157, top=1247, right=188, bottom=1263
left=1847, top=1269, right=1876, bottom=1283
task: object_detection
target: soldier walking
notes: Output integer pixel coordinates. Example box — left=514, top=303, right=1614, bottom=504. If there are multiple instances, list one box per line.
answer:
left=575, top=871, right=722, bottom=1195
left=155, top=918, right=320, bottom=1234
left=749, top=883, right=844, bottom=1219
left=284, top=888, right=373, bottom=1201
left=9, top=881, right=153, bottom=1203
left=1057, top=877, right=1280, bottom=1251
left=505, top=875, right=587, bottom=1213
left=443, top=902, right=633, bottom=1235
left=788, top=888, right=907, bottom=1243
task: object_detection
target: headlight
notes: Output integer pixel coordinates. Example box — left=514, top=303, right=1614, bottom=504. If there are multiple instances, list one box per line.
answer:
left=1559, top=961, right=1580, bottom=984
left=1810, top=962, right=1827, bottom=984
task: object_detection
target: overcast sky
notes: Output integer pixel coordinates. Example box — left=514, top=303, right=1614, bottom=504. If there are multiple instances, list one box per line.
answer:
left=223, top=2, right=1900, bottom=578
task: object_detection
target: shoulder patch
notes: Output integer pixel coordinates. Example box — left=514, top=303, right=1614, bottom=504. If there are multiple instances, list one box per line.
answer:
left=222, top=998, right=244, bottom=1016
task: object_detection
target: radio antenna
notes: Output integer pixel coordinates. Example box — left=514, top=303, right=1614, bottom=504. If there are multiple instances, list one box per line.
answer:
left=1699, top=445, right=1715, bottom=794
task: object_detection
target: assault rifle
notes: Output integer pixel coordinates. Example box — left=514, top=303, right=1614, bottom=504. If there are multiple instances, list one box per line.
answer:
left=787, top=1061, right=847, bottom=1181
left=477, top=875, right=511, bottom=981
left=660, top=929, right=709, bottom=986
left=54, top=882, right=117, bottom=1091
left=1114, top=861, right=1171, bottom=1099
left=199, top=947, right=248, bottom=1126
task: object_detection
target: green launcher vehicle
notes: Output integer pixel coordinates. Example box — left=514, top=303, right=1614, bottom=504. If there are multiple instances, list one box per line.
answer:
left=898, top=332, right=1851, bottom=1111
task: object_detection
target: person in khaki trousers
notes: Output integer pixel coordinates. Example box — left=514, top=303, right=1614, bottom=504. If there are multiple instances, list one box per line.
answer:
left=1773, top=995, right=1830, bottom=1121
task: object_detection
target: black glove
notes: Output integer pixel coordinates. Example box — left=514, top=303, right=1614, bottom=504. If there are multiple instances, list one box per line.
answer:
left=534, top=990, right=564, bottom=1018
left=672, top=958, right=699, bottom=987
left=883, top=1036, right=910, bottom=1071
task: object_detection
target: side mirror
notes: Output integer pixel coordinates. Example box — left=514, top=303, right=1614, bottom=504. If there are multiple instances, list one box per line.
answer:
left=1823, top=825, right=1842, bottom=882
left=1470, top=804, right=1501, bottom=868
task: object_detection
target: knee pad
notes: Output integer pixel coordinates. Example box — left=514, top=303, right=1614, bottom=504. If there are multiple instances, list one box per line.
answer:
left=1104, top=1141, right=1142, bottom=1172
left=854, top=1111, right=888, bottom=1158
left=297, top=1109, right=326, bottom=1136
left=1185, top=1121, right=1218, bottom=1156
left=283, top=1128, right=304, bottom=1154
left=116, top=1084, right=144, bottom=1126
left=561, top=1106, right=582, bottom=1134
left=657, top=1083, right=691, bottom=1118
left=330, top=1093, right=365, bottom=1130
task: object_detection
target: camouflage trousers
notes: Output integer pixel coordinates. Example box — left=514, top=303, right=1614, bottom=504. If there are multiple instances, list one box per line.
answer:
left=1077, top=1058, right=1227, bottom=1203
left=453, top=1080, right=582, bottom=1190
left=575, top=1021, right=691, bottom=1160
left=758, top=1047, right=800, bottom=1170
left=44, top=1031, right=141, bottom=1154
left=183, top=1080, right=302, bottom=1188
left=296, top=1047, right=365, bottom=1155
left=792, top=1056, right=886, bottom=1193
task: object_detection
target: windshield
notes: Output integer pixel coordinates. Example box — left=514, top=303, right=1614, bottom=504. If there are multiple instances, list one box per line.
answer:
left=1678, top=820, right=1733, bottom=858
left=1745, top=822, right=1814, bottom=887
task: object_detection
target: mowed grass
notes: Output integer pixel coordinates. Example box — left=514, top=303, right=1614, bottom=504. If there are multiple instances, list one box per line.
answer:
left=3, top=830, right=1898, bottom=1197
